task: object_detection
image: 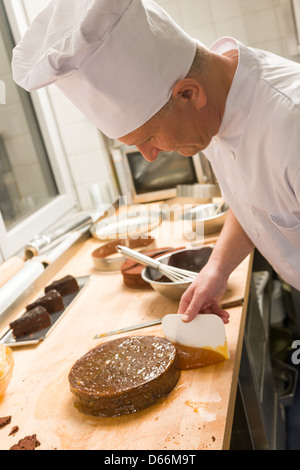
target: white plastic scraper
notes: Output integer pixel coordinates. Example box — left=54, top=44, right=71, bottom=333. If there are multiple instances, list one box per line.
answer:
left=162, top=314, right=230, bottom=369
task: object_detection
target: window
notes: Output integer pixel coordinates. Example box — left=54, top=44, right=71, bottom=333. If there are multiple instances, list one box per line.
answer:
left=0, top=0, right=77, bottom=260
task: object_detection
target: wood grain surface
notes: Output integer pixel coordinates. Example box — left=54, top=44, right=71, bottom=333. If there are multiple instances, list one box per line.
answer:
left=0, top=222, right=252, bottom=450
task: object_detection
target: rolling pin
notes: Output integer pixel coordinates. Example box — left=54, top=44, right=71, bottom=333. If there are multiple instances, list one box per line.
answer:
left=0, top=259, right=45, bottom=317
left=0, top=257, right=25, bottom=288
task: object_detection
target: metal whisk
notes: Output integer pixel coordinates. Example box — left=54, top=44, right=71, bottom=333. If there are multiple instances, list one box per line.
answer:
left=116, top=245, right=198, bottom=283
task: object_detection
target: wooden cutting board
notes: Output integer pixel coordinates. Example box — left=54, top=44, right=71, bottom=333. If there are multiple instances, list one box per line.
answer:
left=0, top=233, right=252, bottom=450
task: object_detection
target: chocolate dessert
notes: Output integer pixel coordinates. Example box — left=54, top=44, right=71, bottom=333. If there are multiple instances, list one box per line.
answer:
left=68, top=335, right=180, bottom=417
left=44, top=275, right=79, bottom=296
left=92, top=237, right=155, bottom=259
left=120, top=247, right=184, bottom=289
left=9, top=306, right=51, bottom=338
left=26, top=289, right=64, bottom=314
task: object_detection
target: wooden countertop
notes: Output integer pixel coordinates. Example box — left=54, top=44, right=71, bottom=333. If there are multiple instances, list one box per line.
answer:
left=0, top=221, right=252, bottom=450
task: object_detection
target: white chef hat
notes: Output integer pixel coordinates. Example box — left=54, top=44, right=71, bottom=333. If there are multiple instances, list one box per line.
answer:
left=12, top=0, right=197, bottom=139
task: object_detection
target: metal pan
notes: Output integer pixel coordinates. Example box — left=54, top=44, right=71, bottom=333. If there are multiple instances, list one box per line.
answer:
left=0, top=276, right=90, bottom=347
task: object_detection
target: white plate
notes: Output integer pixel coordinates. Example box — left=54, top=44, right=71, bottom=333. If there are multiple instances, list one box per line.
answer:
left=90, top=212, right=161, bottom=240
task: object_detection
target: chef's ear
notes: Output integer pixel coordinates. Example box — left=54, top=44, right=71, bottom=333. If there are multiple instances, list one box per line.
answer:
left=171, top=78, right=207, bottom=110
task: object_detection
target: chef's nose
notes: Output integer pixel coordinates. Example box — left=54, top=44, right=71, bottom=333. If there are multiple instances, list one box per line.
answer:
left=136, top=143, right=161, bottom=162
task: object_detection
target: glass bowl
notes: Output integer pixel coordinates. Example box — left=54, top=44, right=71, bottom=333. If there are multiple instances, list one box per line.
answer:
left=0, top=345, right=14, bottom=398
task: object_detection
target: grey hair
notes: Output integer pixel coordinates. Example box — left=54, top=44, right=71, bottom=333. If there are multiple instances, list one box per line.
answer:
left=186, top=43, right=210, bottom=78
left=156, top=43, right=209, bottom=118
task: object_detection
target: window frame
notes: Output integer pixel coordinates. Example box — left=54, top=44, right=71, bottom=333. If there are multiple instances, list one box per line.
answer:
left=0, top=0, right=78, bottom=259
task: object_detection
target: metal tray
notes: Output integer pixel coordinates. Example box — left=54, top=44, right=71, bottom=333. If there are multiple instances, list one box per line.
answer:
left=0, top=276, right=89, bottom=347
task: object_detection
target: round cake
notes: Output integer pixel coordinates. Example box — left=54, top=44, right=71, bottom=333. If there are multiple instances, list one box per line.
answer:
left=68, top=335, right=180, bottom=417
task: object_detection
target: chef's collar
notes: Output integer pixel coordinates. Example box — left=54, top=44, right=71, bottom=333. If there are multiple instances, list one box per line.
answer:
left=210, top=37, right=261, bottom=142
left=12, top=0, right=197, bottom=139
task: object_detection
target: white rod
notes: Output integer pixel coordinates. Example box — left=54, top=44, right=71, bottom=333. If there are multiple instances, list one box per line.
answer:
left=41, top=231, right=83, bottom=265
left=0, top=259, right=45, bottom=316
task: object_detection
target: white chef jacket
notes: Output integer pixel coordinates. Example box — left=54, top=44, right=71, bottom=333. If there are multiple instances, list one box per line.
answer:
left=203, top=37, right=300, bottom=290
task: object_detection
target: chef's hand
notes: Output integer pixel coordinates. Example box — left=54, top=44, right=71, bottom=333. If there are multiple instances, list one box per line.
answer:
left=177, top=262, right=230, bottom=324
left=178, top=208, right=255, bottom=323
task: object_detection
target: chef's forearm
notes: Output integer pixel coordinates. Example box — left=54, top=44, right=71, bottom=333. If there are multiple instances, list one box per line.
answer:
left=208, top=208, right=255, bottom=279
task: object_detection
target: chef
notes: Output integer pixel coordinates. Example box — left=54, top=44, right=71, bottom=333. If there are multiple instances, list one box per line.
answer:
left=12, top=0, right=300, bottom=328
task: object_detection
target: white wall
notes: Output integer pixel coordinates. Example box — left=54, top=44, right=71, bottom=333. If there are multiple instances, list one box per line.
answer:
left=19, top=0, right=295, bottom=210
left=157, top=0, right=294, bottom=56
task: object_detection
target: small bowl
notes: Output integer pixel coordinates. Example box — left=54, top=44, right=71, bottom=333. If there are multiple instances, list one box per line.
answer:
left=91, top=237, right=156, bottom=272
left=0, top=345, right=14, bottom=398
left=183, top=203, right=228, bottom=235
left=141, top=246, right=213, bottom=300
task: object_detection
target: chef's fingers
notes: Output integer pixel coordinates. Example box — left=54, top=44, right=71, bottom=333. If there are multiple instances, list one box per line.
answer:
left=177, top=285, right=201, bottom=322
left=178, top=285, right=230, bottom=324
left=182, top=300, right=230, bottom=324
left=181, top=302, right=229, bottom=324
left=177, top=287, right=193, bottom=315
left=202, top=305, right=230, bottom=324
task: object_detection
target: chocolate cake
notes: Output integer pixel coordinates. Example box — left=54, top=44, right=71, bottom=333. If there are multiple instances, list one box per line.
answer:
left=120, top=247, right=184, bottom=289
left=9, top=306, right=51, bottom=338
left=68, top=335, right=180, bottom=417
left=26, top=289, right=64, bottom=314
left=44, top=275, right=79, bottom=296
left=92, top=237, right=155, bottom=259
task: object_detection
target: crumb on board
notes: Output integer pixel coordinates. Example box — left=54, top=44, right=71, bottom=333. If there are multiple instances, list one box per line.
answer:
left=10, top=434, right=40, bottom=451
left=9, top=426, right=19, bottom=436
left=0, top=416, right=12, bottom=429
